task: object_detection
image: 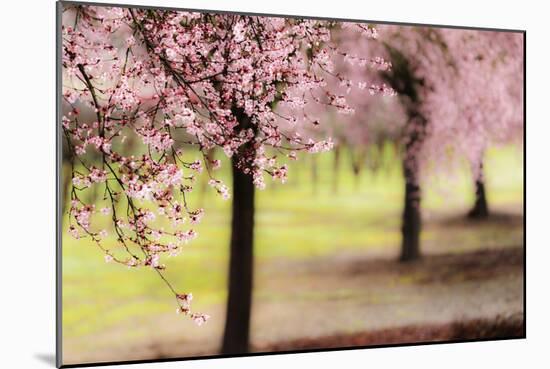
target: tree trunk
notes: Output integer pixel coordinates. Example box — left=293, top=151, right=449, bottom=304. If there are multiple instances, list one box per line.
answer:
left=332, top=145, right=341, bottom=194
left=467, top=161, right=489, bottom=219
left=221, top=156, right=255, bottom=355
left=221, top=107, right=255, bottom=355
left=400, top=154, right=421, bottom=262
left=381, top=49, right=425, bottom=262
left=350, top=147, right=363, bottom=191
left=400, top=113, right=425, bottom=262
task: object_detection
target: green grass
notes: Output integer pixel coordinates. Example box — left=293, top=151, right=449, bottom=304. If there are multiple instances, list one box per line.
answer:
left=61, top=144, right=524, bottom=339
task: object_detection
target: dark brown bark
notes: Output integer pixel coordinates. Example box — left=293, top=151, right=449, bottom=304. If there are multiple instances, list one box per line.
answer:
left=400, top=113, right=426, bottom=262
left=467, top=162, right=489, bottom=219
left=221, top=108, right=255, bottom=355
left=380, top=45, right=425, bottom=262
left=350, top=147, right=363, bottom=191
left=332, top=145, right=341, bottom=193
left=400, top=153, right=421, bottom=262
left=221, top=158, right=255, bottom=354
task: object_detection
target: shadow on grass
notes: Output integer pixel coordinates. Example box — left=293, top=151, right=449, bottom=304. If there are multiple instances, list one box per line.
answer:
left=254, top=314, right=525, bottom=352
left=342, top=246, right=524, bottom=283
left=435, top=211, right=524, bottom=228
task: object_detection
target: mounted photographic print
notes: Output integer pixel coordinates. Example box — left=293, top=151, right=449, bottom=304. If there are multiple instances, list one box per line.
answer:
left=56, top=1, right=525, bottom=367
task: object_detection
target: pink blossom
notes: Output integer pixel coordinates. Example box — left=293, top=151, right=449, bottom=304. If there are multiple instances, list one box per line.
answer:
left=189, top=209, right=204, bottom=224
left=68, top=225, right=80, bottom=239
left=210, top=159, right=221, bottom=170
left=252, top=171, right=266, bottom=190
left=72, top=175, right=91, bottom=188
left=175, top=229, right=197, bottom=244
left=88, top=167, right=107, bottom=183
left=138, top=127, right=174, bottom=152
left=189, top=160, right=203, bottom=173
left=190, top=313, right=210, bottom=326
left=145, top=254, right=160, bottom=268
left=208, top=179, right=230, bottom=200
left=176, top=293, right=193, bottom=308
left=272, top=165, right=288, bottom=183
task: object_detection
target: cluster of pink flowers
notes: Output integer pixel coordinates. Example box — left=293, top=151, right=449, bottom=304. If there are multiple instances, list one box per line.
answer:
left=271, top=165, right=288, bottom=183
left=137, top=127, right=174, bottom=152
left=306, top=138, right=335, bottom=153
left=368, top=83, right=397, bottom=96
left=175, top=229, right=198, bottom=244
left=208, top=179, right=230, bottom=200
left=375, top=26, right=524, bottom=179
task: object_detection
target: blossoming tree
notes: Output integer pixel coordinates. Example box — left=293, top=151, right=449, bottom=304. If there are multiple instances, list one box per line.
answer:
left=61, top=4, right=391, bottom=353
left=439, top=29, right=524, bottom=219
left=377, top=26, right=523, bottom=260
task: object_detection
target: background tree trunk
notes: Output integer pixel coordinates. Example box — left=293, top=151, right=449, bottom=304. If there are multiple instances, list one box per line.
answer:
left=400, top=153, right=421, bottom=262
left=400, top=113, right=425, bottom=262
left=350, top=147, right=363, bottom=191
left=468, top=161, right=489, bottom=219
left=380, top=45, right=426, bottom=262
left=332, top=145, right=341, bottom=194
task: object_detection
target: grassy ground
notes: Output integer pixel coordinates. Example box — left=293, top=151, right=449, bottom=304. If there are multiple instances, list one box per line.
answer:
left=61, top=144, right=524, bottom=365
